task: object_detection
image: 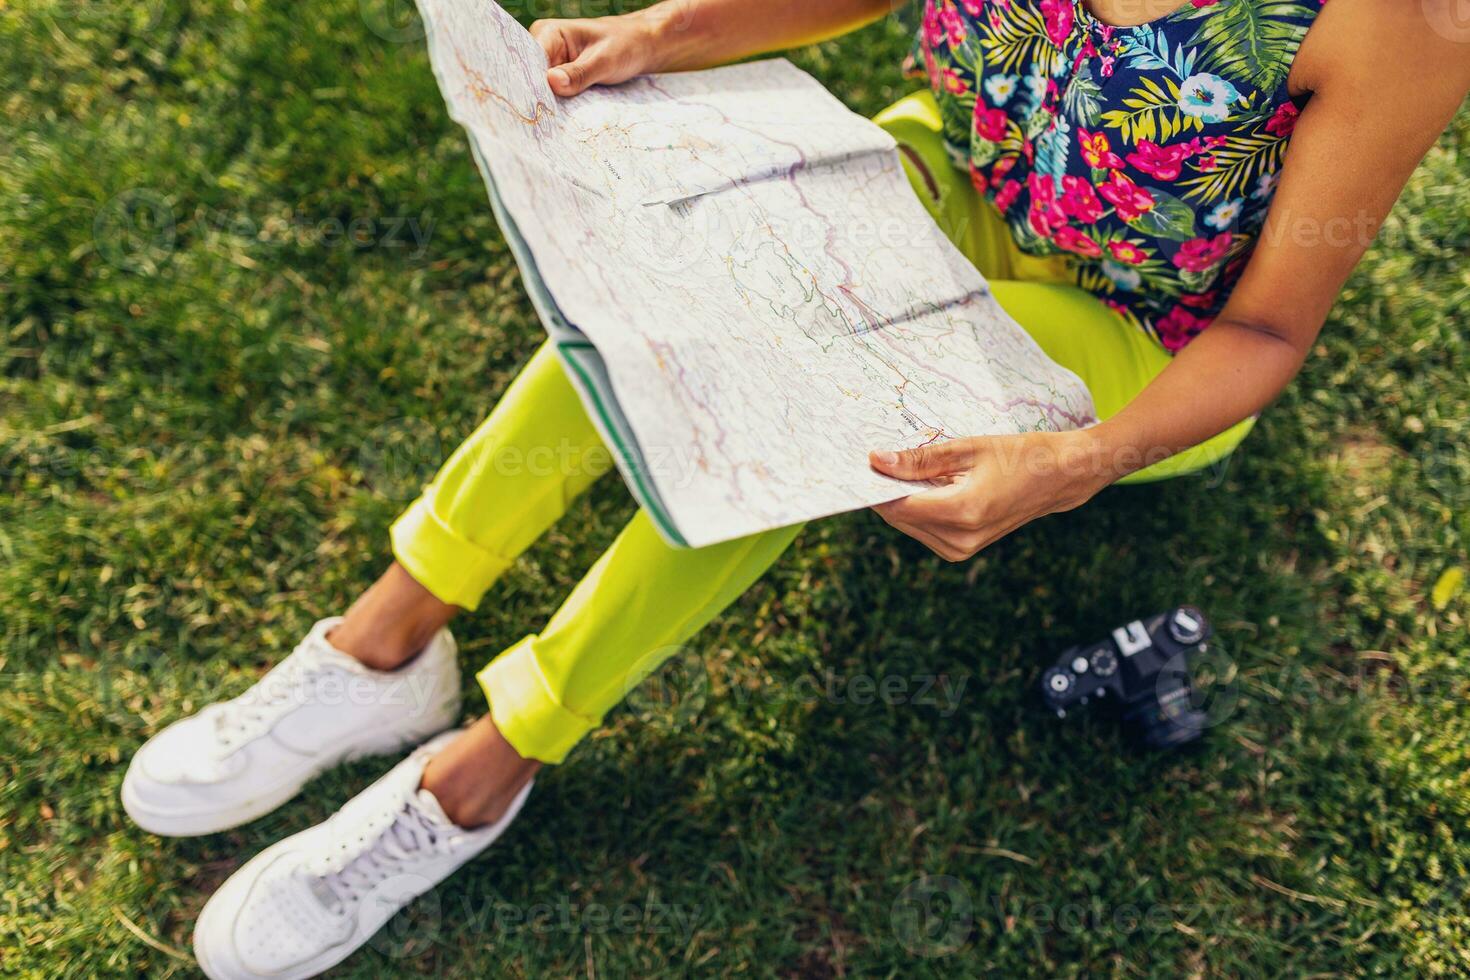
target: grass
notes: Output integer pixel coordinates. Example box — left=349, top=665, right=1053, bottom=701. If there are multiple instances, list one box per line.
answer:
left=2, top=0, right=1469, bottom=976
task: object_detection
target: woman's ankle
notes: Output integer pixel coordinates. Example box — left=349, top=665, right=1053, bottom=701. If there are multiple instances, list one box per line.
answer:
left=421, top=715, right=541, bottom=828
left=328, top=562, right=459, bottom=671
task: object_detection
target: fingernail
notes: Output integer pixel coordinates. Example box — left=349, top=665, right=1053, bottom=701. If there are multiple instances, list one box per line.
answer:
left=549, top=67, right=569, bottom=89
left=872, top=451, right=898, bottom=466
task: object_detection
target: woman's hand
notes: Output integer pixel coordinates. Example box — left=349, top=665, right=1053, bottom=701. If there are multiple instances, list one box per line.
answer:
left=530, top=0, right=896, bottom=98
left=868, top=430, right=1112, bottom=562
left=530, top=12, right=667, bottom=97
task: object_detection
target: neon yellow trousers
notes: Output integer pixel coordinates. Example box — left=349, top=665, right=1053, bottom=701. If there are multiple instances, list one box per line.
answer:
left=389, top=91, right=1253, bottom=764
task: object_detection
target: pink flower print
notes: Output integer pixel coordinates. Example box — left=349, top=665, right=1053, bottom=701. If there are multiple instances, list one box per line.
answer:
left=1059, top=175, right=1104, bottom=223
left=1027, top=173, right=1067, bottom=237
left=1072, top=39, right=1096, bottom=76
left=1078, top=129, right=1124, bottom=169
left=974, top=102, right=1009, bottom=142
left=1264, top=102, right=1299, bottom=137
left=1126, top=139, right=1189, bottom=181
left=1172, top=233, right=1233, bottom=272
left=939, top=1, right=967, bottom=45
left=994, top=177, right=1023, bottom=211
left=1099, top=54, right=1115, bottom=78
left=960, top=0, right=983, bottom=14
left=989, top=154, right=1017, bottom=187
left=1040, top=0, right=1075, bottom=46
left=1053, top=226, right=1104, bottom=258
left=922, top=2, right=945, bottom=48
left=1196, top=154, right=1217, bottom=172
left=1107, top=240, right=1148, bottom=265
left=1044, top=78, right=1062, bottom=110
left=1154, top=304, right=1213, bottom=351
left=942, top=68, right=969, bottom=94
left=1098, top=172, right=1156, bottom=221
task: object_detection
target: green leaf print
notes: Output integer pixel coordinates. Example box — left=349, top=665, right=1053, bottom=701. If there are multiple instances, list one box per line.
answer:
left=1185, top=0, right=1314, bottom=93
left=970, top=138, right=1002, bottom=169
left=1061, top=67, right=1104, bottom=128
left=1124, top=188, right=1197, bottom=241
left=1099, top=76, right=1203, bottom=144
left=1177, top=263, right=1223, bottom=294
left=1023, top=108, right=1054, bottom=141
left=981, top=3, right=1059, bottom=76
left=1177, top=131, right=1287, bottom=202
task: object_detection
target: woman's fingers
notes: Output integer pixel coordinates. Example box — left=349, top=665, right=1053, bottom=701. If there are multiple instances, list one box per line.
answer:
left=872, top=480, right=974, bottom=529
left=548, top=46, right=616, bottom=96
left=529, top=19, right=641, bottom=96
left=529, top=19, right=572, bottom=66
left=875, top=511, right=966, bottom=562
left=869, top=438, right=979, bottom=481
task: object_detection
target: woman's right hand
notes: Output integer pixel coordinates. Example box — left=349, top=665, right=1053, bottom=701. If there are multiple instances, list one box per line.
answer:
left=530, top=12, right=670, bottom=97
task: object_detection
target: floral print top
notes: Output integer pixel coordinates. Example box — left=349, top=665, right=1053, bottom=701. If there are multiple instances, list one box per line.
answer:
left=906, top=0, right=1324, bottom=350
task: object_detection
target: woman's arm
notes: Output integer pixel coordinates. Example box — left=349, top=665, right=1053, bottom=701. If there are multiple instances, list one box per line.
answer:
left=871, top=0, right=1470, bottom=561
left=531, top=0, right=895, bottom=96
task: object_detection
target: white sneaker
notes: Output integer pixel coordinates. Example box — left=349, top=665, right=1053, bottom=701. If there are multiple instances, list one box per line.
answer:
left=122, top=617, right=462, bottom=837
left=193, top=731, right=532, bottom=980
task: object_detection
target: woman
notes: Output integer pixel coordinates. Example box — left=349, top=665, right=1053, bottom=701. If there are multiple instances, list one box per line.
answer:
left=122, top=1, right=1468, bottom=976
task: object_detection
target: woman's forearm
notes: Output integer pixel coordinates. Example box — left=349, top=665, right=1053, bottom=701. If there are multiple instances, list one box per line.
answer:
left=1081, top=318, right=1311, bottom=483
left=637, top=0, right=898, bottom=72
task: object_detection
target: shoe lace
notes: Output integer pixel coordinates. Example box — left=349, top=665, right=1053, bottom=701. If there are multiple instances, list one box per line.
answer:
left=212, top=641, right=330, bottom=751
left=306, top=795, right=452, bottom=915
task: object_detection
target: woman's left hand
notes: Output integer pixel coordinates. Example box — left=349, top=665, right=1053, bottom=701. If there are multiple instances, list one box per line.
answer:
left=868, top=430, right=1111, bottom=562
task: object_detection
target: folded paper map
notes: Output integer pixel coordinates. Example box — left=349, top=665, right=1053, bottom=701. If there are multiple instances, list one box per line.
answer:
left=414, top=0, right=1096, bottom=547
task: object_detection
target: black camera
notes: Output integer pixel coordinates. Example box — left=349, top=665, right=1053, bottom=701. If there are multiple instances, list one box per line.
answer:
left=1040, top=606, right=1215, bottom=750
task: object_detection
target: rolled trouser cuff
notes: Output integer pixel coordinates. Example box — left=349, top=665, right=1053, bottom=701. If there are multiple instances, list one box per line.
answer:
left=478, top=637, right=597, bottom=764
left=390, top=495, right=513, bottom=611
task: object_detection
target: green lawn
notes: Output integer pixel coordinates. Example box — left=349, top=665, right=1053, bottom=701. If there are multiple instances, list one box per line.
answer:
left=3, top=1, right=1469, bottom=976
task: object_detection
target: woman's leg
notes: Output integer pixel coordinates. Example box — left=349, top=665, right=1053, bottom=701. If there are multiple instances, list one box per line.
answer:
left=329, top=341, right=617, bottom=668
left=302, top=335, right=801, bottom=824
left=424, top=511, right=803, bottom=825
